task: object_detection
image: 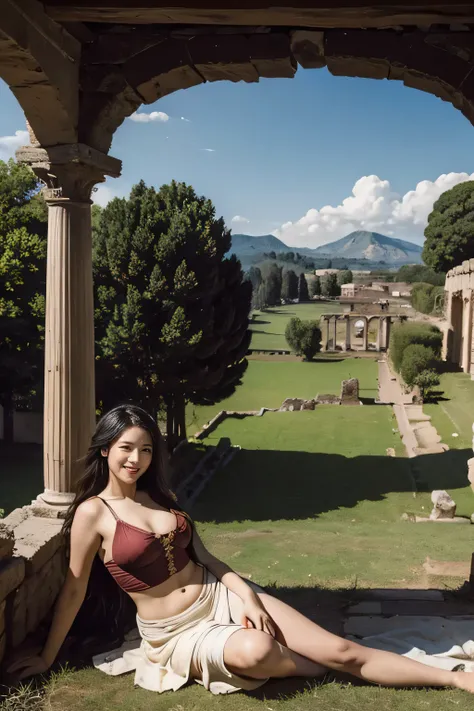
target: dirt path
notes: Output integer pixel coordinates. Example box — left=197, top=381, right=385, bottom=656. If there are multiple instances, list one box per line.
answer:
left=378, top=359, right=445, bottom=458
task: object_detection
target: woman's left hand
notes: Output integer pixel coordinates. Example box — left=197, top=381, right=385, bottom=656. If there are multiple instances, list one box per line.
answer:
left=241, top=597, right=277, bottom=637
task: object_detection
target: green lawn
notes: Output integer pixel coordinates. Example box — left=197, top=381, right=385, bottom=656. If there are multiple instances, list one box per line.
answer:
left=192, top=409, right=473, bottom=590
left=187, top=357, right=379, bottom=432
left=421, top=371, right=474, bottom=514
left=250, top=303, right=341, bottom=351
left=424, top=371, right=474, bottom=449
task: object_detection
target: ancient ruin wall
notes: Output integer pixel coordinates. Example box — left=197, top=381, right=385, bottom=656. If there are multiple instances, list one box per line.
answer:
left=444, top=259, right=474, bottom=378
left=0, top=507, right=67, bottom=664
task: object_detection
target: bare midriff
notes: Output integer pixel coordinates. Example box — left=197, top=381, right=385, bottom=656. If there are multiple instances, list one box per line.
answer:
left=127, top=559, right=205, bottom=621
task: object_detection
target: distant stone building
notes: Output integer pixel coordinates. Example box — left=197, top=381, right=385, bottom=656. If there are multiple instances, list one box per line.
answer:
left=444, top=260, right=474, bottom=378
left=340, top=283, right=359, bottom=298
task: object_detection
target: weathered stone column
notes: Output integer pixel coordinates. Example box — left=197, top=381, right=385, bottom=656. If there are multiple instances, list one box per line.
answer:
left=376, top=317, right=384, bottom=351
left=332, top=317, right=337, bottom=351
left=462, top=292, right=473, bottom=374
left=363, top=318, right=369, bottom=351
left=344, top=317, right=351, bottom=351
left=325, top=317, right=331, bottom=351
left=16, top=144, right=121, bottom=507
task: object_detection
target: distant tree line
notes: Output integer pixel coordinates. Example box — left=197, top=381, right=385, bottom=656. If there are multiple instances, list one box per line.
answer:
left=246, top=264, right=311, bottom=309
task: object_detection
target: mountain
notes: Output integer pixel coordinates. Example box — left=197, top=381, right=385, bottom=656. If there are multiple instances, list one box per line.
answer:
left=229, top=233, right=291, bottom=256
left=313, top=231, right=423, bottom=264
left=228, top=230, right=423, bottom=268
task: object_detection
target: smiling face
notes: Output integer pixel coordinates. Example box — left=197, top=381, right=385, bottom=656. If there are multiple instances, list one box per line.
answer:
left=102, top=426, right=153, bottom=485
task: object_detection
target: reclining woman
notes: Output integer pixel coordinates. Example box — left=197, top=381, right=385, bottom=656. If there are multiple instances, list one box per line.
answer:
left=8, top=404, right=474, bottom=695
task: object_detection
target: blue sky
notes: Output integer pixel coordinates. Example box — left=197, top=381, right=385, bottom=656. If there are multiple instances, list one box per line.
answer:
left=1, top=67, right=474, bottom=248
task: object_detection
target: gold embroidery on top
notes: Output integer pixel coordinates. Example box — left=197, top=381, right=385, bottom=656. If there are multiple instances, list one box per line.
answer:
left=161, top=530, right=177, bottom=576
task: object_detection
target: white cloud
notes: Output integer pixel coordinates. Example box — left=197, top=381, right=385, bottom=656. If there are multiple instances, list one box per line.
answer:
left=93, top=185, right=118, bottom=207
left=0, top=130, right=29, bottom=160
left=201, top=148, right=215, bottom=152
left=276, top=172, right=474, bottom=248
left=232, top=215, right=250, bottom=224
left=128, top=111, right=169, bottom=123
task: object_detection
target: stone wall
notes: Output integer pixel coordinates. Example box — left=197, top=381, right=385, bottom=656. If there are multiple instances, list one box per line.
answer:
left=0, top=507, right=66, bottom=664
left=444, top=259, right=474, bottom=378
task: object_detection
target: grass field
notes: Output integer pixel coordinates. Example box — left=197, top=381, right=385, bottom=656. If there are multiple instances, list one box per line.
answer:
left=424, top=371, right=474, bottom=450
left=192, top=409, right=473, bottom=590
left=186, top=357, right=378, bottom=432
left=250, top=303, right=341, bottom=351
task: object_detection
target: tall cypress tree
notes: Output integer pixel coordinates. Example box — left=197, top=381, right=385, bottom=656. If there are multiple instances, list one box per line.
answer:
left=298, top=273, right=310, bottom=302
left=93, top=180, right=251, bottom=447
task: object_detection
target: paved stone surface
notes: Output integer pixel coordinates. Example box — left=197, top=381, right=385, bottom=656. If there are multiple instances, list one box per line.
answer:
left=351, top=589, right=444, bottom=601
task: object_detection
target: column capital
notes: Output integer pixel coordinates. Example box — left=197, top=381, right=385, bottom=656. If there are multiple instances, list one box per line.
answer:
left=16, top=143, right=122, bottom=202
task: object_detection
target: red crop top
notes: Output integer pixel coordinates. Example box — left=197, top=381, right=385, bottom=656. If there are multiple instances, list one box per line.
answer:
left=96, top=497, right=193, bottom=593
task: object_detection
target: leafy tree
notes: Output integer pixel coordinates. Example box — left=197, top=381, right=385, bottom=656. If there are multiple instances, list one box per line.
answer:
left=0, top=160, right=47, bottom=440
left=262, top=263, right=282, bottom=306
left=400, top=344, right=437, bottom=387
left=337, top=269, right=353, bottom=286
left=93, top=180, right=251, bottom=448
left=281, top=269, right=298, bottom=301
left=298, top=273, right=310, bottom=302
left=411, top=283, right=445, bottom=315
left=413, top=369, right=440, bottom=401
left=396, top=264, right=445, bottom=286
left=285, top=317, right=321, bottom=361
left=254, top=282, right=266, bottom=310
left=390, top=322, right=442, bottom=373
left=423, top=181, right=474, bottom=273
left=321, top=273, right=341, bottom=297
left=246, top=266, right=263, bottom=308
left=310, top=275, right=321, bottom=298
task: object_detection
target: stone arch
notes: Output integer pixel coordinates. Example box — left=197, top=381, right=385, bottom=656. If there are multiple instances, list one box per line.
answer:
left=78, top=26, right=474, bottom=152
left=0, top=3, right=79, bottom=146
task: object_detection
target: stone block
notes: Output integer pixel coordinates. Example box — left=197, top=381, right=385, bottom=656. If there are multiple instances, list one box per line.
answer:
left=0, top=558, right=25, bottom=602
left=0, top=525, right=14, bottom=561
left=7, top=550, right=66, bottom=648
left=2, top=507, right=29, bottom=530
left=340, top=378, right=360, bottom=404
left=13, top=516, right=64, bottom=575
left=346, top=602, right=382, bottom=615
left=316, top=394, right=341, bottom=405
left=302, top=399, right=315, bottom=410
left=280, top=398, right=305, bottom=411
left=430, top=489, right=456, bottom=519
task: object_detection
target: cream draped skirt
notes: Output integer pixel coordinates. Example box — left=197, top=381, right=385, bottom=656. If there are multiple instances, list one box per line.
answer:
left=92, top=566, right=268, bottom=695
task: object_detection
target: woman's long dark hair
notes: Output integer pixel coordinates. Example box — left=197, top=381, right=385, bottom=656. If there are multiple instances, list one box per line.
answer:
left=62, top=404, right=191, bottom=652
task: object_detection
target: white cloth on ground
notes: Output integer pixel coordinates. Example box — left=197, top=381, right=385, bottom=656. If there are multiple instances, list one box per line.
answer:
left=347, top=616, right=474, bottom=671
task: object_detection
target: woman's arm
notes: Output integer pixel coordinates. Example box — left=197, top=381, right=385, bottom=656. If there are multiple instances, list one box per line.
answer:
left=8, top=500, right=102, bottom=678
left=191, top=528, right=276, bottom=636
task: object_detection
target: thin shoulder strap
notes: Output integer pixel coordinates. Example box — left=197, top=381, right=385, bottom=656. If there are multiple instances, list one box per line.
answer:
left=96, top=497, right=120, bottom=521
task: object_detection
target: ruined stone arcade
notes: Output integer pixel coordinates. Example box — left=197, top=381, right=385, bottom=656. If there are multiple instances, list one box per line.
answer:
left=2, top=0, right=474, bottom=661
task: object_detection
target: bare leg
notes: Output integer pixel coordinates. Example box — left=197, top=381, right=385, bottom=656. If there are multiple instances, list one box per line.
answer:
left=225, top=591, right=472, bottom=692
left=224, top=628, right=326, bottom=679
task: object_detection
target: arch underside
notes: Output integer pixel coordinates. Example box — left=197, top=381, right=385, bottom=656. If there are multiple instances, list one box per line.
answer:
left=80, top=26, right=474, bottom=153
left=1, top=2, right=474, bottom=154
